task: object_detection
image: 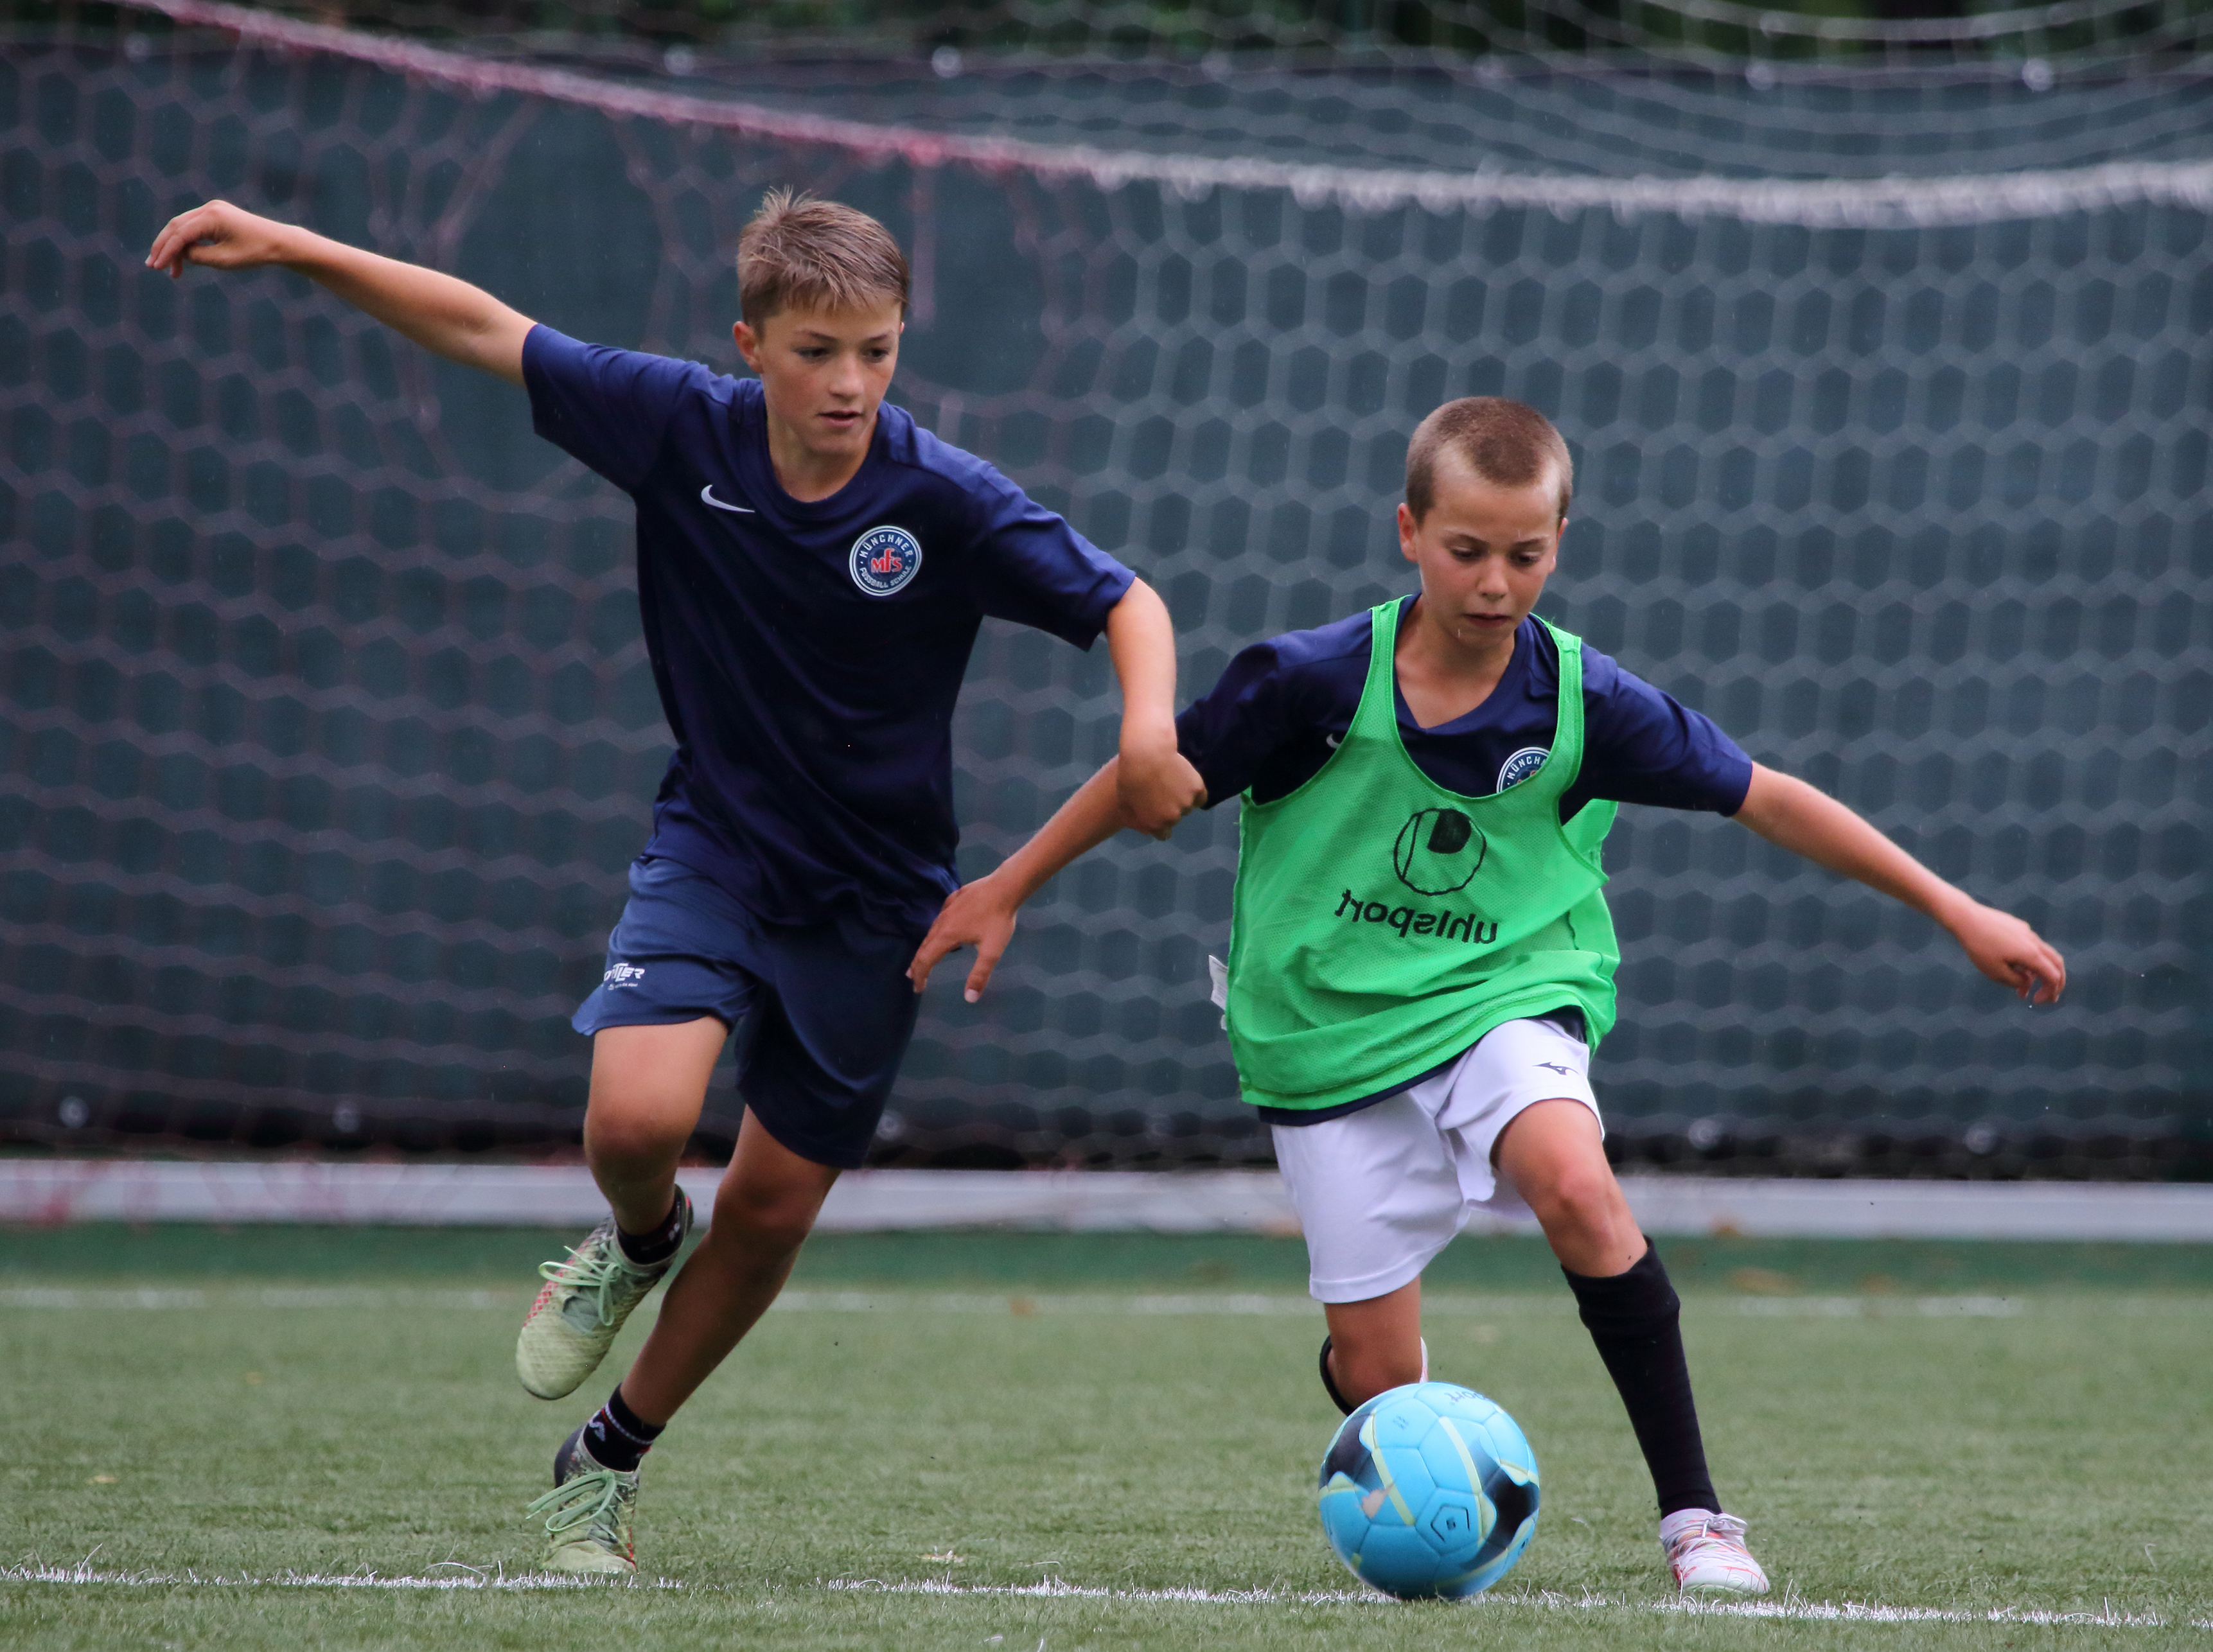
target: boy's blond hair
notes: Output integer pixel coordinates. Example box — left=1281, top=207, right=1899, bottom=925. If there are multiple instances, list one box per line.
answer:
left=1406, top=397, right=1574, bottom=520
left=737, top=189, right=910, bottom=324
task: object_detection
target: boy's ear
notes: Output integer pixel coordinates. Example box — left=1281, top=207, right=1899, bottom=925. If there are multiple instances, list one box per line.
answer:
left=732, top=319, right=761, bottom=371
left=1397, top=500, right=1420, bottom=563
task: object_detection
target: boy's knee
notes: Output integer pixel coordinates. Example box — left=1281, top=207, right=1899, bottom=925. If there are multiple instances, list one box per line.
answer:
left=711, top=1181, right=823, bottom=1254
left=585, top=1111, right=691, bottom=1172
left=1526, top=1163, right=1629, bottom=1241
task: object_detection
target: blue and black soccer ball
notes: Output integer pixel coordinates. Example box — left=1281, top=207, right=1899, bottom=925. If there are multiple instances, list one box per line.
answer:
left=1316, top=1382, right=1540, bottom=1599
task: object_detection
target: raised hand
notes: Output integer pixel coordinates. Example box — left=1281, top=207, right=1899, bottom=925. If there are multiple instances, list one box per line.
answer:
left=146, top=200, right=299, bottom=278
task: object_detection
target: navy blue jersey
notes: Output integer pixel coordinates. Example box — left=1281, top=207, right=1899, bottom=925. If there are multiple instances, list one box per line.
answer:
left=1176, top=597, right=1752, bottom=821
left=524, top=327, right=1134, bottom=935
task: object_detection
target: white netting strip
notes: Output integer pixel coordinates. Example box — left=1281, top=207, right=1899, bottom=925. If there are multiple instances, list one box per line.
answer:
left=107, top=0, right=2213, bottom=227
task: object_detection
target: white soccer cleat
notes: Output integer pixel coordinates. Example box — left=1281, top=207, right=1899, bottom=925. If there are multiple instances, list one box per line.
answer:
left=1661, top=1509, right=1770, bottom=1595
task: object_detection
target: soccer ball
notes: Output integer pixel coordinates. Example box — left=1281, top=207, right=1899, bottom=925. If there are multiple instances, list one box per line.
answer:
left=1316, top=1381, right=1540, bottom=1599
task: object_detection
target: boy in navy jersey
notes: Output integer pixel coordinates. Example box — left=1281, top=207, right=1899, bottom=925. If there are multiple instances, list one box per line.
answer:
left=913, top=398, right=2065, bottom=1595
left=149, top=192, right=1205, bottom=1573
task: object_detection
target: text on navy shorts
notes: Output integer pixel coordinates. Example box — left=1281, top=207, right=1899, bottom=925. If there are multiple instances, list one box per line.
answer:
left=572, top=856, right=923, bottom=1169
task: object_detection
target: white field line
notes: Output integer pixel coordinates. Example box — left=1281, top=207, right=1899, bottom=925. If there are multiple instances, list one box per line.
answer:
left=0, top=1561, right=678, bottom=1591
left=107, top=0, right=2213, bottom=227
left=0, top=1285, right=2102, bottom=1315
left=8, top=1562, right=2201, bottom=1626
left=827, top=1576, right=2212, bottom=1628
left=0, top=1286, right=514, bottom=1310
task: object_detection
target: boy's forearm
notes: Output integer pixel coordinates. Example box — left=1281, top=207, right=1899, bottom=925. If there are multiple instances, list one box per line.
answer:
left=1102, top=579, right=1207, bottom=835
left=994, top=760, right=1136, bottom=904
left=1103, top=579, right=1178, bottom=745
left=279, top=227, right=533, bottom=386
left=1732, top=764, right=1971, bottom=926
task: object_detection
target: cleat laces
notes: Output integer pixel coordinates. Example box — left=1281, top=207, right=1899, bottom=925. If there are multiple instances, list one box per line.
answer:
left=538, top=1243, right=639, bottom=1332
left=527, top=1468, right=630, bottom=1552
left=1664, top=1511, right=1768, bottom=1594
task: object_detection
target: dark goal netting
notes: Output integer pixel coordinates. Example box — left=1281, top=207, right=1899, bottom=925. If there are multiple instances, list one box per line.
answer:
left=4, top=0, right=2209, bottom=1176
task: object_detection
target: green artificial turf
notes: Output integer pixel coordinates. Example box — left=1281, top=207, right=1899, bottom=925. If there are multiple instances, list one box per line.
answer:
left=3, top=1227, right=2210, bottom=1649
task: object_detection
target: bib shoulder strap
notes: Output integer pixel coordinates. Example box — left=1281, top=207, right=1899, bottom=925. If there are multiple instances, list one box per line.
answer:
left=1349, top=599, right=1403, bottom=739
left=1535, top=617, right=1589, bottom=789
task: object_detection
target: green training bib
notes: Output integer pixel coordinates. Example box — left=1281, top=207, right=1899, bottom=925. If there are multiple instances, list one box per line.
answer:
left=1224, top=600, right=1621, bottom=1112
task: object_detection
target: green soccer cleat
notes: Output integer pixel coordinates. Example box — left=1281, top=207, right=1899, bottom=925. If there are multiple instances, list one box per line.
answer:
left=515, top=1190, right=692, bottom=1400
left=527, top=1426, right=639, bottom=1576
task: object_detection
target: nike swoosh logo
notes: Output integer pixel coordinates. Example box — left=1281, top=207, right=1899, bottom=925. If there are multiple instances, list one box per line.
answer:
left=700, top=484, right=755, bottom=514
left=1325, top=732, right=1343, bottom=749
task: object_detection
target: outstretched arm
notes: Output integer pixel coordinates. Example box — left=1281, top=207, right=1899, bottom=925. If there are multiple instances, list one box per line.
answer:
left=1732, top=763, right=2065, bottom=1004
left=910, top=757, right=1161, bottom=1002
left=146, top=201, right=533, bottom=387
left=1104, top=579, right=1206, bottom=838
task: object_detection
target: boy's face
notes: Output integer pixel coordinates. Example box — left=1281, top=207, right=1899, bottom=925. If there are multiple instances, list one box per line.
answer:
left=1396, top=454, right=1564, bottom=649
left=733, top=299, right=904, bottom=465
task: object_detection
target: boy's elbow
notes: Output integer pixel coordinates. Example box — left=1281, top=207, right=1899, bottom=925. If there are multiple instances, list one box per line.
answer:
left=1731, top=762, right=1788, bottom=831
left=1109, top=577, right=1165, bottom=622
left=1734, top=764, right=1840, bottom=839
left=473, top=311, right=534, bottom=389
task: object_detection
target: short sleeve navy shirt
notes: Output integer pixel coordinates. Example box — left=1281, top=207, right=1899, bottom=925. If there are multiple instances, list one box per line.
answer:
left=1175, top=597, right=1752, bottom=821
left=524, top=326, right=1135, bottom=936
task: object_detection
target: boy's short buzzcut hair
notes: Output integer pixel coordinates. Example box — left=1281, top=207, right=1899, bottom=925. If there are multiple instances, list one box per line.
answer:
left=1405, top=398, right=1574, bottom=521
left=737, top=189, right=910, bottom=324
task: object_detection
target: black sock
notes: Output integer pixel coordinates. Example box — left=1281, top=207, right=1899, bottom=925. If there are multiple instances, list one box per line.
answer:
left=617, top=1189, right=687, bottom=1267
left=581, top=1385, right=664, bottom=1473
left=1562, top=1241, right=1720, bottom=1518
left=1318, top=1337, right=1355, bottom=1416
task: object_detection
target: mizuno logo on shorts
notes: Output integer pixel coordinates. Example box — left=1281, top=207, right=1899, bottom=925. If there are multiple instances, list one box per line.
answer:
left=700, top=484, right=755, bottom=514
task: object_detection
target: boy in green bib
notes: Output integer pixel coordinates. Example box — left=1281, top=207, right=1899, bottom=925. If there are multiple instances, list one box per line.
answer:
left=910, top=398, right=2066, bottom=1595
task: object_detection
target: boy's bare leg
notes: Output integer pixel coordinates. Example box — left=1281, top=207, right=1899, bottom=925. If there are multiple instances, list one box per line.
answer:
left=1321, top=1279, right=1425, bottom=1409
left=1495, top=1096, right=1763, bottom=1592
left=617, top=1109, right=841, bottom=1425
left=1322, top=1100, right=1637, bottom=1413
left=583, top=1019, right=729, bottom=1234
left=515, top=1017, right=727, bottom=1403
left=1492, top=1098, right=1644, bottom=1276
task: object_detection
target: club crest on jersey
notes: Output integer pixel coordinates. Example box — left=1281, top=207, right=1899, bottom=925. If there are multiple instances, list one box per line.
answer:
left=1497, top=746, right=1549, bottom=791
left=849, top=525, right=922, bottom=597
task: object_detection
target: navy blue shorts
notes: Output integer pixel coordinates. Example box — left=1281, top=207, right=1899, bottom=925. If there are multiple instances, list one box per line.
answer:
left=572, top=856, right=923, bottom=1169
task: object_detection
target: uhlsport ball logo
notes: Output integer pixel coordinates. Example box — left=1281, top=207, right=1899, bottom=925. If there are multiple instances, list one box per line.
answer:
left=1393, top=807, right=1486, bottom=896
left=849, top=525, right=922, bottom=596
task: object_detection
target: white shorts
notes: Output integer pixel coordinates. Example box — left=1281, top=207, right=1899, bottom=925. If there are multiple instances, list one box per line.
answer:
left=1269, top=1015, right=1602, bottom=1304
